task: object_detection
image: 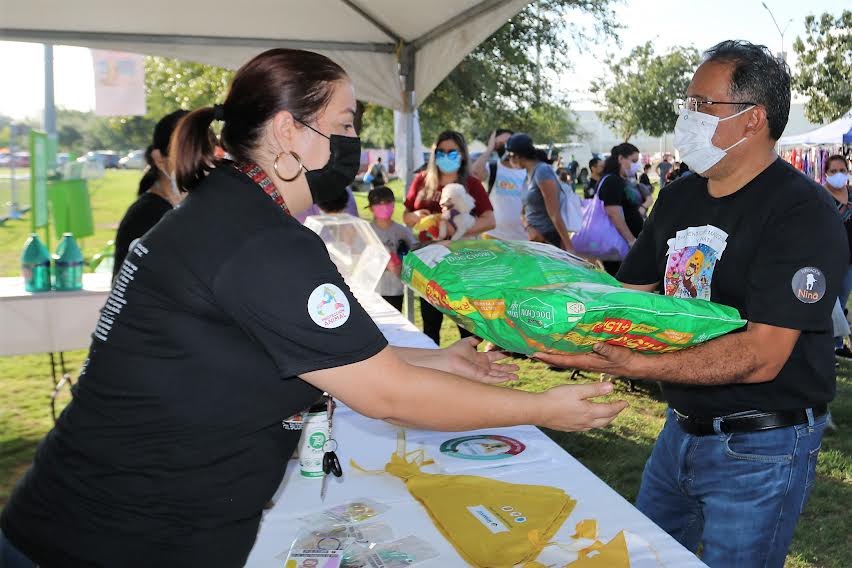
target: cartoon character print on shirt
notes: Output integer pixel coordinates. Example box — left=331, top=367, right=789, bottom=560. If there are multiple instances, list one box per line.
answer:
left=493, top=175, right=522, bottom=197
left=664, top=225, right=729, bottom=300
left=318, top=286, right=345, bottom=315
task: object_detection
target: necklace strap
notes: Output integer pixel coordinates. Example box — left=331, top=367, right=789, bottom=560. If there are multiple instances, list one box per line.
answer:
left=234, top=162, right=291, bottom=217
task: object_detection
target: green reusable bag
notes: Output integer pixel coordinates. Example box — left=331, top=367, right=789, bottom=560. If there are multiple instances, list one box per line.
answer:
left=402, top=240, right=745, bottom=354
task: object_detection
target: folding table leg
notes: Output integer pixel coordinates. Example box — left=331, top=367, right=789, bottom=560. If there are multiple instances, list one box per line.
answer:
left=49, top=352, right=75, bottom=423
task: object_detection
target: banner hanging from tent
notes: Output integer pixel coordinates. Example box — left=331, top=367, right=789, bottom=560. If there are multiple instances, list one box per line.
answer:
left=91, top=50, right=146, bottom=117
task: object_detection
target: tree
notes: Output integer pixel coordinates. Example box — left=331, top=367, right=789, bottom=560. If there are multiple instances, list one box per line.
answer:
left=360, top=0, right=619, bottom=147
left=590, top=42, right=700, bottom=141
left=144, top=57, right=234, bottom=119
left=792, top=10, right=852, bottom=123
left=359, top=104, right=394, bottom=148
left=52, top=59, right=234, bottom=155
left=69, top=1, right=615, bottom=152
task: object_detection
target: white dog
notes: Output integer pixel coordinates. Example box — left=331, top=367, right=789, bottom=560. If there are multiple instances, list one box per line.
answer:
left=439, top=183, right=476, bottom=241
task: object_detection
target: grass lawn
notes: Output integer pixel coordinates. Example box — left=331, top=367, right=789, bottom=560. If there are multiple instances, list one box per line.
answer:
left=1, top=170, right=849, bottom=567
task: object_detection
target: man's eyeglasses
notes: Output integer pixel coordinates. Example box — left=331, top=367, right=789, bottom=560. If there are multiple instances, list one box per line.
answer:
left=673, top=97, right=757, bottom=114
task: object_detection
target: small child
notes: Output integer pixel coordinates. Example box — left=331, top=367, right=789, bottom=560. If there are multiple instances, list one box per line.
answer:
left=368, top=186, right=415, bottom=312
left=316, top=187, right=353, bottom=215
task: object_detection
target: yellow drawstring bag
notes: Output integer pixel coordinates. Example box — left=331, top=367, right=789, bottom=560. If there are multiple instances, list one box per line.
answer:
left=370, top=433, right=577, bottom=568
left=566, top=531, right=630, bottom=567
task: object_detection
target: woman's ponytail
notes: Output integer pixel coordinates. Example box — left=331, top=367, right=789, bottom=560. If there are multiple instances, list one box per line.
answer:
left=171, top=107, right=218, bottom=192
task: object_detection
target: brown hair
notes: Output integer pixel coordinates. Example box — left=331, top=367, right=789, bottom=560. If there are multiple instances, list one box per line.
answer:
left=825, top=154, right=848, bottom=173
left=423, top=130, right=470, bottom=200
left=172, top=48, right=348, bottom=191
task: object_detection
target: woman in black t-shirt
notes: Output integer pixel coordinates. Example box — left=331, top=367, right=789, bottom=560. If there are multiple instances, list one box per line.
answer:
left=112, top=110, right=188, bottom=280
left=597, top=142, right=645, bottom=276
left=0, top=49, right=626, bottom=568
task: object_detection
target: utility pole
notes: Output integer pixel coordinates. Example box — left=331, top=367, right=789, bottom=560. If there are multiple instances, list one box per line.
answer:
left=761, top=2, right=793, bottom=61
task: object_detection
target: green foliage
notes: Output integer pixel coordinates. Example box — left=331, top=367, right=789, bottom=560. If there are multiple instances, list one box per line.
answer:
left=591, top=42, right=700, bottom=141
left=360, top=0, right=619, bottom=148
left=792, top=10, right=852, bottom=123
left=144, top=57, right=233, bottom=119
left=359, top=104, right=395, bottom=148
left=55, top=109, right=153, bottom=154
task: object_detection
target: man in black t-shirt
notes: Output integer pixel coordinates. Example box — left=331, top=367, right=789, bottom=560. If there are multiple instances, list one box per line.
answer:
left=536, top=41, right=846, bottom=567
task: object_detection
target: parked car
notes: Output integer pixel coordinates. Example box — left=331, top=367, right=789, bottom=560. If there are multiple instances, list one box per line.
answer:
left=118, top=149, right=147, bottom=169
left=11, top=152, right=30, bottom=167
left=77, top=151, right=121, bottom=169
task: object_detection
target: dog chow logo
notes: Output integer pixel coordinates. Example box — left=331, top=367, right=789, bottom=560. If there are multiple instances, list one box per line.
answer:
left=445, top=249, right=497, bottom=266
left=507, top=297, right=555, bottom=329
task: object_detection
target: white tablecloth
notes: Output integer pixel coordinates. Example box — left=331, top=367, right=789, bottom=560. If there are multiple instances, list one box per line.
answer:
left=245, top=293, right=706, bottom=568
left=0, top=273, right=112, bottom=356
left=0, top=274, right=704, bottom=566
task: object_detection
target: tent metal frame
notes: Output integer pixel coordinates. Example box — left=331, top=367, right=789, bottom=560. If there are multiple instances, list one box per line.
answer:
left=1, top=0, right=521, bottom=324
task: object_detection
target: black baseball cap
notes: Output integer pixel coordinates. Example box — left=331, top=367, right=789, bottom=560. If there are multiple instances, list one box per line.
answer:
left=367, top=186, right=395, bottom=207
left=505, top=133, right=536, bottom=159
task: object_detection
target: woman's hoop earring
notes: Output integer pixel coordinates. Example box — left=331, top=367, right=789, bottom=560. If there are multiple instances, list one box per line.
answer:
left=273, top=150, right=304, bottom=182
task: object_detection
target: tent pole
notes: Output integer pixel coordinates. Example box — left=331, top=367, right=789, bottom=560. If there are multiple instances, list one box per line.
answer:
left=44, top=44, right=56, bottom=136
left=399, top=44, right=418, bottom=324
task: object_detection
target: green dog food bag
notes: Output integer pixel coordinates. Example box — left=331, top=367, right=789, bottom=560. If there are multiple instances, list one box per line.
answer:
left=402, top=240, right=746, bottom=354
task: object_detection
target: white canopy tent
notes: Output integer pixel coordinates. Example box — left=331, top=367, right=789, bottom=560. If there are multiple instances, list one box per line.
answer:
left=1, top=0, right=531, bottom=183
left=778, top=109, right=852, bottom=146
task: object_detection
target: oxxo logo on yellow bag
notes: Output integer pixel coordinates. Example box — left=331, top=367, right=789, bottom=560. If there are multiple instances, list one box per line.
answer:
left=467, top=504, right=527, bottom=534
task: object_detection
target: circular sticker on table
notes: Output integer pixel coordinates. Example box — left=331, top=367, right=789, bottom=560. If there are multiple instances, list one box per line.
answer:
left=439, top=435, right=526, bottom=461
left=791, top=267, right=825, bottom=304
left=307, top=283, right=351, bottom=328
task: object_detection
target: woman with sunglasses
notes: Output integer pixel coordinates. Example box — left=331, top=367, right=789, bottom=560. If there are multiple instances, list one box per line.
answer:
left=403, top=130, right=495, bottom=345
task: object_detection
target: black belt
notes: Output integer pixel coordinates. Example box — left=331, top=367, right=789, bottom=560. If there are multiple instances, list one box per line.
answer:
left=673, top=404, right=828, bottom=436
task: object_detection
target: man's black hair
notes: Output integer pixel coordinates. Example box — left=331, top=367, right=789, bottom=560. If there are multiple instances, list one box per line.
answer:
left=703, top=40, right=791, bottom=140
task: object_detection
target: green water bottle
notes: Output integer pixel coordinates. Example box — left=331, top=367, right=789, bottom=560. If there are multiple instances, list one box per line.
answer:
left=21, top=233, right=52, bottom=292
left=53, top=233, right=84, bottom=291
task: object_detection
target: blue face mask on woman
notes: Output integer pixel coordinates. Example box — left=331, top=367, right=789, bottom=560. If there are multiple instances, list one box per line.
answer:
left=435, top=149, right=462, bottom=174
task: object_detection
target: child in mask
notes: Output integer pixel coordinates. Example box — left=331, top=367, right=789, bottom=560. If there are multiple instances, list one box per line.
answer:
left=368, top=186, right=416, bottom=312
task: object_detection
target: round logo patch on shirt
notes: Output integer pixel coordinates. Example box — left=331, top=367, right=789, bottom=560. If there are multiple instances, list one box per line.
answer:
left=791, top=267, right=826, bottom=304
left=307, top=283, right=351, bottom=329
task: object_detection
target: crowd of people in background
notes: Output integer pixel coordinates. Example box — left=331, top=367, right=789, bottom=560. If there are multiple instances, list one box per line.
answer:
left=357, top=129, right=680, bottom=343
left=112, top=113, right=852, bottom=351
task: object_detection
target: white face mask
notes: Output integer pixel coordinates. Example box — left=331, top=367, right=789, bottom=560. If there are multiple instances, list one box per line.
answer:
left=673, top=105, right=754, bottom=175
left=626, top=161, right=641, bottom=177
left=826, top=172, right=849, bottom=189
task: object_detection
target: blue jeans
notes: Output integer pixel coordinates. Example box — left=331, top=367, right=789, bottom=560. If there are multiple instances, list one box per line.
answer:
left=0, top=530, right=38, bottom=568
left=636, top=408, right=826, bottom=568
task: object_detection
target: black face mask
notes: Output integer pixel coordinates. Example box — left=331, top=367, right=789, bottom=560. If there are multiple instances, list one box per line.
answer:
left=496, top=145, right=506, bottom=159
left=298, top=120, right=362, bottom=204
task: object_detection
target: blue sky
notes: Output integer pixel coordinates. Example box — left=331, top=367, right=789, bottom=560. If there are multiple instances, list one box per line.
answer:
left=0, top=0, right=842, bottom=120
